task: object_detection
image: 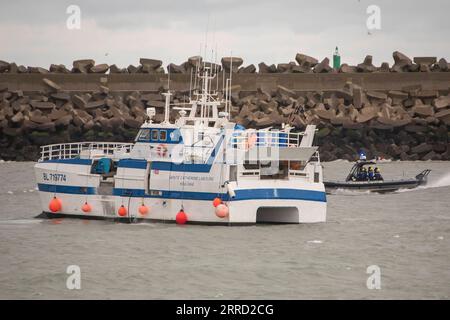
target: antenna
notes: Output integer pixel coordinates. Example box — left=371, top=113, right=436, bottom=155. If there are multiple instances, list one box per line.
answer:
left=211, top=17, right=216, bottom=64
left=222, top=60, right=225, bottom=96
left=167, top=64, right=171, bottom=92
left=228, top=53, right=233, bottom=119
left=211, top=47, right=214, bottom=78
left=193, top=44, right=201, bottom=98
left=161, top=91, right=172, bottom=124
left=215, top=44, right=219, bottom=92
left=204, top=13, right=210, bottom=64
left=225, top=75, right=228, bottom=116
left=189, top=67, right=193, bottom=101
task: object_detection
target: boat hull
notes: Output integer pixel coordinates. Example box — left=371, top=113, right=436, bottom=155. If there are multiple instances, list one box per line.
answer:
left=34, top=126, right=327, bottom=225
left=324, top=179, right=421, bottom=193
left=36, top=191, right=326, bottom=225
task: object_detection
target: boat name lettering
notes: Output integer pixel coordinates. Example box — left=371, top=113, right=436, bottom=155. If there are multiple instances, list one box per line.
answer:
left=169, top=175, right=214, bottom=182
left=43, top=173, right=67, bottom=182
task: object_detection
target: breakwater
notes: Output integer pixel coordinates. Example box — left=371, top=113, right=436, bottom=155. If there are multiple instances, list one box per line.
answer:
left=1, top=52, right=449, bottom=161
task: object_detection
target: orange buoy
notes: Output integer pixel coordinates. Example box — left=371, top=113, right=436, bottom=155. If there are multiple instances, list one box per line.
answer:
left=212, top=197, right=222, bottom=207
left=81, top=202, right=91, bottom=213
left=215, top=204, right=229, bottom=218
left=138, top=204, right=149, bottom=216
left=176, top=209, right=187, bottom=224
left=49, top=197, right=62, bottom=213
left=118, top=205, right=127, bottom=217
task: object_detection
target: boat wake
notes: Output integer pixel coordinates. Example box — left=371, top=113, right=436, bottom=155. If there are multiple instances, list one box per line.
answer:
left=0, top=219, right=44, bottom=225
left=426, top=172, right=450, bottom=188
left=396, top=172, right=450, bottom=193
left=329, top=188, right=373, bottom=196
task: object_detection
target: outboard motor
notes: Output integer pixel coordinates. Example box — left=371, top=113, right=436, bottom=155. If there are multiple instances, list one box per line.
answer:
left=415, top=169, right=431, bottom=185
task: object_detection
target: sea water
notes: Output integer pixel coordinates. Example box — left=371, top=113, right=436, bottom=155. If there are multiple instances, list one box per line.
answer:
left=0, top=161, right=449, bottom=299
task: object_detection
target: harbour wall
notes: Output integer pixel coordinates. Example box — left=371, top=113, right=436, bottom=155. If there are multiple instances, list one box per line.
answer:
left=1, top=53, right=450, bottom=161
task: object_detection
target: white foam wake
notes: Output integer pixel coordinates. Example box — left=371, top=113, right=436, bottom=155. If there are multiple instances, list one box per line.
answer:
left=0, top=219, right=43, bottom=225
left=426, top=172, right=450, bottom=188
left=329, top=188, right=373, bottom=196
left=307, top=240, right=323, bottom=244
left=396, top=172, right=450, bottom=193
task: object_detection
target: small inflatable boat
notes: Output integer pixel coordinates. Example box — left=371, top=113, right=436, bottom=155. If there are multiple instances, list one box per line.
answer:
left=324, top=160, right=431, bottom=193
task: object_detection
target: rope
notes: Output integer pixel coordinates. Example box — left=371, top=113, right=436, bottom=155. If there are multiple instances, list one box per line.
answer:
left=217, top=131, right=225, bottom=199
left=121, top=166, right=135, bottom=223
left=179, top=142, right=187, bottom=211
left=84, top=159, right=90, bottom=204
left=165, top=162, right=173, bottom=223
left=127, top=194, right=134, bottom=224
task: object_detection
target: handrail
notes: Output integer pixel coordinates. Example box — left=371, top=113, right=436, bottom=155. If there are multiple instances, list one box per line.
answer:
left=230, top=130, right=305, bottom=148
left=39, top=142, right=134, bottom=162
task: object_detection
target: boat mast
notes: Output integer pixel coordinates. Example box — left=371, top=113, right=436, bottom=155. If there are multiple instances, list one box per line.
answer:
left=161, top=92, right=171, bottom=124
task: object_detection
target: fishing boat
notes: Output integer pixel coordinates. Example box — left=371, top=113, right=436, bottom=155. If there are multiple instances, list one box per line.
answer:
left=324, top=153, right=430, bottom=193
left=34, top=62, right=326, bottom=224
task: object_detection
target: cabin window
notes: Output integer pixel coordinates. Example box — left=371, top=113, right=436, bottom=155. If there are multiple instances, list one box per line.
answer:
left=260, top=161, right=289, bottom=180
left=170, top=130, right=181, bottom=142
left=243, top=160, right=259, bottom=170
left=159, top=130, right=167, bottom=141
left=289, top=161, right=306, bottom=171
left=137, top=129, right=150, bottom=141
left=151, top=130, right=159, bottom=141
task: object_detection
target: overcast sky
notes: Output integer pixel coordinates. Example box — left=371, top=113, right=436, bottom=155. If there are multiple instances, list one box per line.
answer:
left=0, top=0, right=449, bottom=69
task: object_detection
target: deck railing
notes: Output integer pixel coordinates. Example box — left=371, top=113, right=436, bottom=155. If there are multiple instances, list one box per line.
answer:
left=39, top=142, right=134, bottom=162
left=230, top=130, right=304, bottom=149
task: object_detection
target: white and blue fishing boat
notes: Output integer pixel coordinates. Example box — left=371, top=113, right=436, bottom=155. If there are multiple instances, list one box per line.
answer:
left=34, top=64, right=326, bottom=224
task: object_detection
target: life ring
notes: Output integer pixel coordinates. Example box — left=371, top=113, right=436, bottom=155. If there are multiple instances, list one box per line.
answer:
left=156, top=144, right=168, bottom=157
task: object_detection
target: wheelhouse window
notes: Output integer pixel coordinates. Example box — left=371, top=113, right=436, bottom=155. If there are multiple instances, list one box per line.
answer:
left=159, top=130, right=167, bottom=141
left=151, top=130, right=159, bottom=141
left=170, top=131, right=179, bottom=142
left=137, top=129, right=150, bottom=141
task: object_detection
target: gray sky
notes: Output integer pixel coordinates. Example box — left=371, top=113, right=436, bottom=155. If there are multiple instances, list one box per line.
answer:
left=0, top=0, right=449, bottom=69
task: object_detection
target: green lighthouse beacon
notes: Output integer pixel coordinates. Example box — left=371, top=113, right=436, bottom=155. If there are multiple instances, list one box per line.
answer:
left=333, top=46, right=341, bottom=69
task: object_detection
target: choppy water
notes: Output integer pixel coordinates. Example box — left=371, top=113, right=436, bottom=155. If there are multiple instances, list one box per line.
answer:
left=0, top=160, right=449, bottom=299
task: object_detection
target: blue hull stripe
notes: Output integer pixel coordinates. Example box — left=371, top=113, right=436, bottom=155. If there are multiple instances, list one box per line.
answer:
left=234, top=188, right=326, bottom=202
left=38, top=183, right=325, bottom=202
left=42, top=158, right=92, bottom=165
left=150, top=162, right=212, bottom=173
left=118, top=159, right=147, bottom=169
left=38, top=183, right=96, bottom=195
left=113, top=188, right=326, bottom=202
left=117, top=159, right=214, bottom=172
